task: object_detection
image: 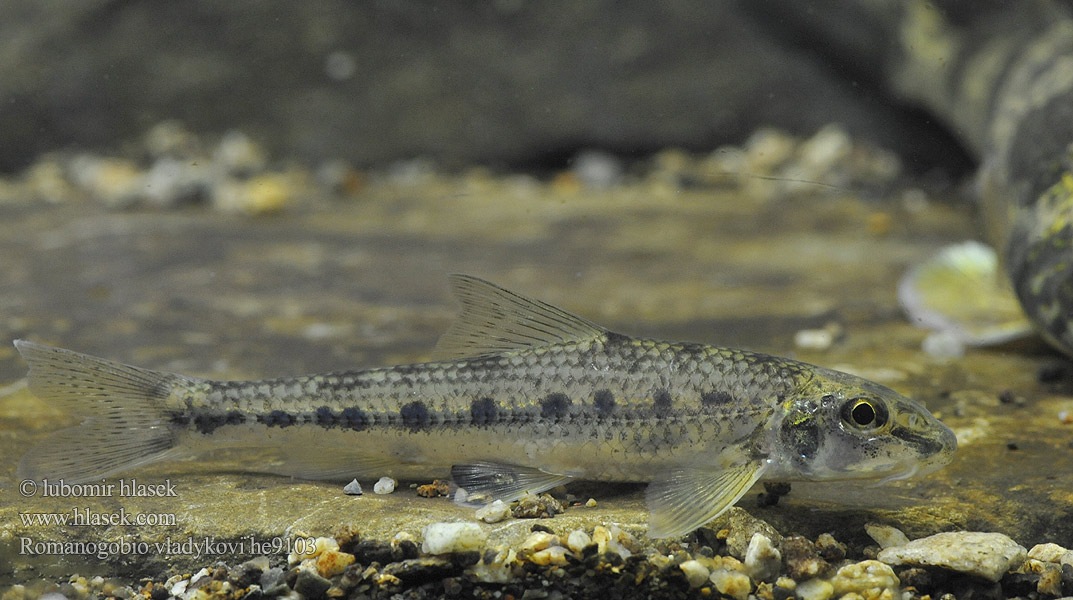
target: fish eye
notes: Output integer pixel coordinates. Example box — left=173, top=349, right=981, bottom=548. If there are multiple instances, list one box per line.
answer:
left=840, top=397, right=888, bottom=430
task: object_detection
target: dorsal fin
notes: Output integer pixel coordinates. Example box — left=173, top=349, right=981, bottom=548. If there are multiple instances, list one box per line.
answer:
left=430, top=274, right=607, bottom=360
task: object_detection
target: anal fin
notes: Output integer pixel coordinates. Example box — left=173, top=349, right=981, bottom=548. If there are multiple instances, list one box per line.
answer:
left=451, top=461, right=574, bottom=505
left=645, top=462, right=766, bottom=539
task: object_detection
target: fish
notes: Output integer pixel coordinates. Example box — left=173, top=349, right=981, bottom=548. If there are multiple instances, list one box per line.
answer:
left=14, top=274, right=957, bottom=538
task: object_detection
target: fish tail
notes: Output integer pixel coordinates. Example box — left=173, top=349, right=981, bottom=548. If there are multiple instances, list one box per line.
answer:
left=14, top=340, right=192, bottom=484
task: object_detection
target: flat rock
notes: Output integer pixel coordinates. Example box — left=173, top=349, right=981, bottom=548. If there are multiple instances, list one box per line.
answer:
left=877, top=531, right=1027, bottom=582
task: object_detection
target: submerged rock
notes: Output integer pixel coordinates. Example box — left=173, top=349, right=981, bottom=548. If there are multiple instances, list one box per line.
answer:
left=420, top=522, right=486, bottom=555
left=877, top=531, right=1026, bottom=582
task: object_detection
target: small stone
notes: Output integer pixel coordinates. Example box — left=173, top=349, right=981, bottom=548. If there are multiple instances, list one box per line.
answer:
left=799, top=124, right=851, bottom=173
left=572, top=150, right=623, bottom=189
left=709, top=569, right=752, bottom=600
left=830, top=560, right=899, bottom=597
left=794, top=328, right=834, bottom=350
left=168, top=580, right=188, bottom=597
left=1037, top=563, right=1064, bottom=597
left=566, top=530, right=592, bottom=553
left=864, top=523, right=910, bottom=549
left=709, top=507, right=783, bottom=559
left=679, top=560, right=711, bottom=588
left=380, top=557, right=459, bottom=584
left=343, top=479, right=363, bottom=495
left=416, top=479, right=451, bottom=497
left=794, top=578, right=834, bottom=600
left=215, top=130, right=267, bottom=175
left=373, top=476, right=396, bottom=495
left=815, top=533, right=847, bottom=561
left=475, top=499, right=511, bottom=523
left=1028, top=542, right=1073, bottom=566
left=519, top=531, right=559, bottom=553
left=69, top=155, right=144, bottom=208
left=213, top=173, right=295, bottom=215
left=745, top=533, right=782, bottom=581
left=316, top=550, right=356, bottom=578
left=293, top=569, right=332, bottom=599
left=530, top=546, right=570, bottom=566
left=591, top=525, right=632, bottom=559
left=512, top=493, right=564, bottom=518
left=782, top=536, right=829, bottom=580
left=421, top=522, right=487, bottom=554
left=585, top=498, right=597, bottom=508
left=877, top=531, right=1027, bottom=582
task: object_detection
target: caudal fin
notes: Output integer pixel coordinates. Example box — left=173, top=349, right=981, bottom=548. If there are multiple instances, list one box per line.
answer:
left=14, top=340, right=193, bottom=483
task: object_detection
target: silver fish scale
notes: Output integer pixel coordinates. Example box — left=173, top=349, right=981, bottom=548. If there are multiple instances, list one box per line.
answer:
left=180, top=334, right=811, bottom=465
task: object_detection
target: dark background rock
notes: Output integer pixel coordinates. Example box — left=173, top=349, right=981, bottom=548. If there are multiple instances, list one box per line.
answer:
left=0, top=0, right=972, bottom=174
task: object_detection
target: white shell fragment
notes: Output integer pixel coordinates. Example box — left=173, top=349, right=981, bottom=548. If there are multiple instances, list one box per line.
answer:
left=343, top=479, right=363, bottom=495
left=877, top=531, right=1027, bottom=582
left=373, top=476, right=396, bottom=494
left=421, top=522, right=487, bottom=554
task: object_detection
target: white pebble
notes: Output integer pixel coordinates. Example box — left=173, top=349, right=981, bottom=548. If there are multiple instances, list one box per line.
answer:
left=864, top=523, right=910, bottom=549
left=1028, top=542, right=1073, bottom=566
left=572, top=150, right=623, bottom=189
left=530, top=546, right=570, bottom=566
left=877, top=531, right=1026, bottom=582
left=520, top=531, right=559, bottom=553
left=709, top=568, right=752, bottom=600
left=475, top=499, right=510, bottom=523
left=343, top=479, right=363, bottom=495
left=831, top=560, right=899, bottom=596
left=566, top=530, right=592, bottom=553
left=794, top=578, right=834, bottom=600
left=421, top=522, right=487, bottom=554
left=679, top=559, right=711, bottom=588
left=373, top=476, right=396, bottom=494
left=169, top=580, right=189, bottom=597
left=794, top=328, right=834, bottom=350
left=744, top=533, right=782, bottom=581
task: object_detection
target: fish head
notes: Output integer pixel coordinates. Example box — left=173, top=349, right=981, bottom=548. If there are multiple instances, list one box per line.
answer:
left=769, top=367, right=956, bottom=483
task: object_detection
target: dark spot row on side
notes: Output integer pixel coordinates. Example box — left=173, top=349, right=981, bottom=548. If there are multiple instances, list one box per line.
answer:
left=173, top=410, right=246, bottom=435
left=701, top=390, right=735, bottom=406
left=182, top=387, right=742, bottom=436
left=469, top=397, right=497, bottom=425
left=541, top=392, right=571, bottom=421
left=400, top=400, right=431, bottom=431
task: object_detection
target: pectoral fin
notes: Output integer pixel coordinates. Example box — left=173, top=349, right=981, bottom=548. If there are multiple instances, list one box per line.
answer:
left=645, top=462, right=766, bottom=539
left=450, top=461, right=574, bottom=505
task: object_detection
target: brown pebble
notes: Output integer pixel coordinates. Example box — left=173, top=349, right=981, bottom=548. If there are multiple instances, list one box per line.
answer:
left=781, top=535, right=829, bottom=580
left=1038, top=563, right=1063, bottom=597
left=416, top=479, right=451, bottom=498
left=512, top=493, right=564, bottom=519
left=815, top=533, right=846, bottom=562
